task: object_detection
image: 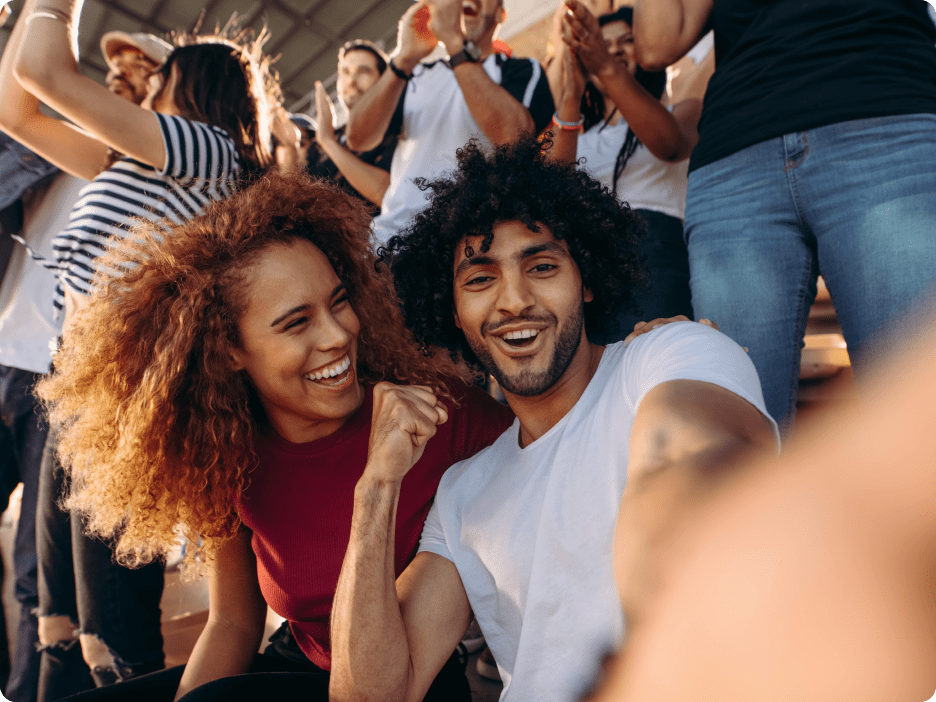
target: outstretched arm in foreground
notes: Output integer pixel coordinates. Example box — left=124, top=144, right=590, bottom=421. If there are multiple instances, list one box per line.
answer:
left=617, top=378, right=776, bottom=625
left=330, top=383, right=472, bottom=702
left=593, top=321, right=936, bottom=702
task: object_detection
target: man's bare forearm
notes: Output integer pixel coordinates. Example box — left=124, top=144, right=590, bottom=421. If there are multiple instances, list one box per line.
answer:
left=330, top=475, right=413, bottom=702
left=615, top=440, right=761, bottom=628
left=454, top=63, right=535, bottom=145
left=345, top=64, right=410, bottom=152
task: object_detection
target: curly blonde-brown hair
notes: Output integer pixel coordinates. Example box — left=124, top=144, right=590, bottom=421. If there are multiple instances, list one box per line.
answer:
left=38, top=172, right=467, bottom=566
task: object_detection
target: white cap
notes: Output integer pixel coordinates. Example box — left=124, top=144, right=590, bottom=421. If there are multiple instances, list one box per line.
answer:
left=101, top=31, right=173, bottom=71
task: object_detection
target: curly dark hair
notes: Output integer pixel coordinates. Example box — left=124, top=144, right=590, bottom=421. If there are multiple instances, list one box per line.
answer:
left=38, top=171, right=467, bottom=566
left=382, top=134, right=647, bottom=369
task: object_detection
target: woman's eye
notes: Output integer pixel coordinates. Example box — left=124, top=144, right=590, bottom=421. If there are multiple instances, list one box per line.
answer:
left=334, top=294, right=350, bottom=307
left=284, top=317, right=306, bottom=331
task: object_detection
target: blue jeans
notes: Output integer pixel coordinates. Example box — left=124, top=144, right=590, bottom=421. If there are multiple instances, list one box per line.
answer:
left=0, top=365, right=46, bottom=702
left=685, top=113, right=936, bottom=431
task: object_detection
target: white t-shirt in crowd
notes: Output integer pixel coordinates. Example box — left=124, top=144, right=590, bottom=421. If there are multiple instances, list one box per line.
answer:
left=419, top=322, right=778, bottom=702
left=0, top=173, right=85, bottom=374
left=372, top=54, right=552, bottom=244
left=576, top=118, right=688, bottom=219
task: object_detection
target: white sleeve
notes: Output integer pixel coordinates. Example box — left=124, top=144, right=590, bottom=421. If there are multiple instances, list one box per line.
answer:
left=417, top=499, right=454, bottom=562
left=621, top=322, right=780, bottom=443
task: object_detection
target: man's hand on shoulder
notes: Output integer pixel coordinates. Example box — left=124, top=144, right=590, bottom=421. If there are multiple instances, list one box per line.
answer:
left=623, top=316, right=717, bottom=345
left=364, top=383, right=449, bottom=485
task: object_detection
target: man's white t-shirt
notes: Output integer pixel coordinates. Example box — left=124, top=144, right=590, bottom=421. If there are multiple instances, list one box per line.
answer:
left=419, top=323, right=778, bottom=702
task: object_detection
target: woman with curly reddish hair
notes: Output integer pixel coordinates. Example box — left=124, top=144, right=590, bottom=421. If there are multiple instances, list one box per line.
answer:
left=38, top=172, right=512, bottom=702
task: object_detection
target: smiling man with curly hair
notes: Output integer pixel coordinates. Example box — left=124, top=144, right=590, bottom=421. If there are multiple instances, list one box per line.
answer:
left=330, top=135, right=780, bottom=702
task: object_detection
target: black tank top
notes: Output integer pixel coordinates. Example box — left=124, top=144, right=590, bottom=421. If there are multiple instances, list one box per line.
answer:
left=689, top=0, right=936, bottom=172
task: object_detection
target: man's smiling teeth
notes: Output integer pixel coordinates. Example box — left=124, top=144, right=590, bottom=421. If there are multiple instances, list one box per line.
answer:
left=306, top=356, right=350, bottom=381
left=503, top=329, right=539, bottom=340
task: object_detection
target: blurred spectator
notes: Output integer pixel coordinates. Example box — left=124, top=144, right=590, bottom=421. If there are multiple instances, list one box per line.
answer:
left=303, top=40, right=398, bottom=209
left=549, top=2, right=712, bottom=343
left=345, top=0, right=554, bottom=244
left=0, top=18, right=168, bottom=702
left=634, top=0, right=936, bottom=432
left=0, top=1, right=272, bottom=695
left=0, top=144, right=85, bottom=702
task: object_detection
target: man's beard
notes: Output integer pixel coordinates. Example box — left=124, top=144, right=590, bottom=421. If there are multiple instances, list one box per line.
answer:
left=466, top=298, right=586, bottom=397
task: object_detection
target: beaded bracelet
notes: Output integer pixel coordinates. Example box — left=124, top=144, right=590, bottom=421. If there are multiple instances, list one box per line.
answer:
left=388, top=58, right=412, bottom=81
left=551, top=112, right=584, bottom=131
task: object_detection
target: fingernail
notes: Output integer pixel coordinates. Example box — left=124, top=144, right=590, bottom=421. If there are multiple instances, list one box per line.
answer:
left=635, top=321, right=646, bottom=328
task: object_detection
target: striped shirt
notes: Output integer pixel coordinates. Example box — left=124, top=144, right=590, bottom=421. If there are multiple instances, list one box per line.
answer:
left=47, top=113, right=239, bottom=312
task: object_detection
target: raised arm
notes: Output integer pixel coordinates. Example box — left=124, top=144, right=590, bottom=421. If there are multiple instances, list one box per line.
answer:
left=345, top=2, right=436, bottom=152
left=428, top=0, right=535, bottom=145
left=544, top=42, right=586, bottom=165
left=315, top=82, right=390, bottom=206
left=174, top=527, right=267, bottom=701
left=0, top=0, right=109, bottom=179
left=330, top=383, right=472, bottom=702
left=8, top=0, right=169, bottom=175
left=617, top=377, right=776, bottom=625
left=564, top=0, right=701, bottom=162
left=633, top=0, right=713, bottom=72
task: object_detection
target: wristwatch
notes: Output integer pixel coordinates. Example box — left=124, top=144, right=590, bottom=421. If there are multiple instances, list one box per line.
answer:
left=448, top=40, right=482, bottom=69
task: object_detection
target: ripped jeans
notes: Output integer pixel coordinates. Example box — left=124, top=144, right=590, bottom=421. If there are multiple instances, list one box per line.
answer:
left=36, top=426, right=164, bottom=700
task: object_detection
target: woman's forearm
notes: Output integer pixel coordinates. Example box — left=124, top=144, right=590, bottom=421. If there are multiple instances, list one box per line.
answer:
left=0, top=0, right=46, bottom=132
left=633, top=0, right=713, bottom=71
left=14, top=0, right=83, bottom=97
left=175, top=619, right=264, bottom=701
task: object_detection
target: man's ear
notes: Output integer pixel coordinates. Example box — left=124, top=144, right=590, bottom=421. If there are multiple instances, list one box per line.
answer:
left=584, top=287, right=594, bottom=303
left=497, top=5, right=507, bottom=24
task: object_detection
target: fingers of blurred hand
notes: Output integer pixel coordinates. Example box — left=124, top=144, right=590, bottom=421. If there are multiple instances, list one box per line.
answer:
left=0, top=3, right=11, bottom=28
left=697, top=318, right=721, bottom=331
left=623, top=316, right=693, bottom=345
left=314, top=82, right=334, bottom=133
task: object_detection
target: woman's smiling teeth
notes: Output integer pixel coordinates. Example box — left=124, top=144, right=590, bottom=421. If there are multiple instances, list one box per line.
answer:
left=306, top=355, right=351, bottom=383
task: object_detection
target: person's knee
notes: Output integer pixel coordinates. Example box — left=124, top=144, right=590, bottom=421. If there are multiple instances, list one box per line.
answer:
left=37, top=614, right=78, bottom=647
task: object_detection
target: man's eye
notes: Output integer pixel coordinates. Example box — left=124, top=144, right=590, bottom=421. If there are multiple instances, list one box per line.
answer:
left=532, top=264, right=556, bottom=273
left=466, top=275, right=492, bottom=285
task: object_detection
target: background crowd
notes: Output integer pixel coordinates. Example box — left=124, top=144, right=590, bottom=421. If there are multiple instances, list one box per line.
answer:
left=0, top=0, right=933, bottom=700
